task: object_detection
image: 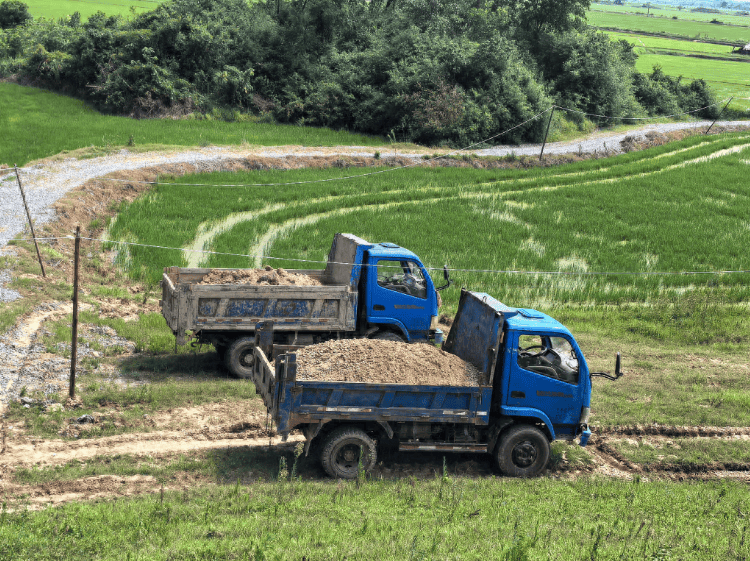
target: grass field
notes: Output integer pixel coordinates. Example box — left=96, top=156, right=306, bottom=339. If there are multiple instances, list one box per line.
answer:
left=591, top=2, right=750, bottom=27
left=106, top=132, right=750, bottom=310
left=1, top=477, right=748, bottom=559
left=0, top=83, right=386, bottom=167
left=587, top=8, right=750, bottom=43
left=22, top=0, right=164, bottom=20
left=604, top=31, right=750, bottom=112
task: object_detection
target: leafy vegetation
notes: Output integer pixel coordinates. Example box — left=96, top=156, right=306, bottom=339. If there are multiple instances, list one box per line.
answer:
left=0, top=0, right=719, bottom=146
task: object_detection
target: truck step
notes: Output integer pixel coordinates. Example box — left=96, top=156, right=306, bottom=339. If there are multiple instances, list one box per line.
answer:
left=398, top=442, right=487, bottom=453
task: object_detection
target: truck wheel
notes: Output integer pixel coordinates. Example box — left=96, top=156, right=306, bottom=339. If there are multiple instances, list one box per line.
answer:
left=225, top=337, right=255, bottom=379
left=494, top=425, right=550, bottom=478
left=371, top=330, right=405, bottom=343
left=321, top=427, right=377, bottom=479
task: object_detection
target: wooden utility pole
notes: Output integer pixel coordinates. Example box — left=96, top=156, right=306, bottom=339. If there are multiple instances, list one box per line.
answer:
left=69, top=226, right=81, bottom=399
left=705, top=97, right=733, bottom=135
left=539, top=107, right=556, bottom=161
left=13, top=166, right=46, bottom=277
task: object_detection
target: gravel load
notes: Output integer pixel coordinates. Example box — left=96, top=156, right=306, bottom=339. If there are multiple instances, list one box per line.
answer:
left=198, top=266, right=322, bottom=286
left=292, top=339, right=482, bottom=386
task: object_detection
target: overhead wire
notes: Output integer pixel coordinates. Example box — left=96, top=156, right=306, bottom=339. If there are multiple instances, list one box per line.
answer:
left=5, top=236, right=750, bottom=277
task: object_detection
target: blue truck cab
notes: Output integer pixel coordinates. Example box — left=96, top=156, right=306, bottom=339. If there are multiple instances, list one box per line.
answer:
left=360, top=240, right=442, bottom=343
left=249, top=289, right=619, bottom=479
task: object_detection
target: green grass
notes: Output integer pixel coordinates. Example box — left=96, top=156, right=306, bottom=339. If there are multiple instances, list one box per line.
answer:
left=591, top=3, right=750, bottom=28
left=1, top=477, right=748, bottom=559
left=106, top=131, right=750, bottom=314
left=607, top=31, right=746, bottom=57
left=611, top=437, right=750, bottom=467
left=0, top=83, right=386, bottom=167
left=23, top=0, right=164, bottom=21
left=634, top=53, right=750, bottom=111
left=587, top=8, right=750, bottom=43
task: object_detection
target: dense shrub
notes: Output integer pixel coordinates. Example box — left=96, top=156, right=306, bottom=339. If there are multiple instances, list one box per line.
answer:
left=0, top=0, right=31, bottom=29
left=0, top=0, right=719, bottom=145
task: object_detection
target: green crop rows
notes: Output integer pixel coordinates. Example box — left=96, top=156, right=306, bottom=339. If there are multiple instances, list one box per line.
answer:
left=104, top=131, right=750, bottom=348
left=587, top=8, right=750, bottom=43
left=591, top=3, right=750, bottom=27
left=21, top=0, right=164, bottom=20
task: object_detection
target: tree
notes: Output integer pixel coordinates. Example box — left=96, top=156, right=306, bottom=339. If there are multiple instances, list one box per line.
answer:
left=0, top=0, right=31, bottom=29
left=502, top=0, right=590, bottom=41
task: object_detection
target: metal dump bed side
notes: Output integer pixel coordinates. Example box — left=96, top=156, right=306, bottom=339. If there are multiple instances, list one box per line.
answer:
left=161, top=266, right=356, bottom=344
left=249, top=290, right=505, bottom=437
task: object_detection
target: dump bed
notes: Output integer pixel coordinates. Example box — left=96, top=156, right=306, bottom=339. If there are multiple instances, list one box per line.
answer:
left=250, top=290, right=505, bottom=436
left=160, top=234, right=372, bottom=344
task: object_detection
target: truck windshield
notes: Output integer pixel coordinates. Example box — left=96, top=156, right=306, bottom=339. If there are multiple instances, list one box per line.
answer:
left=377, top=260, right=427, bottom=299
left=517, top=334, right=579, bottom=385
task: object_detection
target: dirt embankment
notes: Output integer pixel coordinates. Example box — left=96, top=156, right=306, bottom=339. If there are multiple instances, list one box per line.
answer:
left=294, top=339, right=482, bottom=385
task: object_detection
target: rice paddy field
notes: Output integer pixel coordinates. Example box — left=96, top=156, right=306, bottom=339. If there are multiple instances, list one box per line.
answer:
left=3, top=88, right=750, bottom=556
left=22, top=0, right=165, bottom=20
left=588, top=5, right=750, bottom=43
left=591, top=2, right=750, bottom=27
left=106, top=132, right=750, bottom=324
left=604, top=31, right=750, bottom=111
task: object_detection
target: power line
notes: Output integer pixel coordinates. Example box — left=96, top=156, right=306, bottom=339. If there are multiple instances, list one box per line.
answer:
left=7, top=235, right=750, bottom=277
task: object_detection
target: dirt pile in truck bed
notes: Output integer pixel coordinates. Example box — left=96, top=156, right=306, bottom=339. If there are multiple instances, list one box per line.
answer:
left=198, top=266, right=323, bottom=286
left=293, top=339, right=482, bottom=386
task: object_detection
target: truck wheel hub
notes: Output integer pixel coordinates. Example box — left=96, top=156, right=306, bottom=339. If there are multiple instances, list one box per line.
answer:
left=511, top=441, right=537, bottom=467
left=341, top=447, right=358, bottom=463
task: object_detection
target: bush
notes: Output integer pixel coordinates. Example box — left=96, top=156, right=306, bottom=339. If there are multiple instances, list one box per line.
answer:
left=0, top=0, right=31, bottom=29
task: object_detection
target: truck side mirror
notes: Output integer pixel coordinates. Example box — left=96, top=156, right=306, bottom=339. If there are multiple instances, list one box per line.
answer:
left=436, top=265, right=452, bottom=292
left=591, top=352, right=623, bottom=381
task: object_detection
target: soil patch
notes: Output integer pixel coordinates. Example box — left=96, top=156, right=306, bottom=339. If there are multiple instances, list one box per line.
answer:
left=293, top=339, right=481, bottom=385
left=197, top=266, right=322, bottom=286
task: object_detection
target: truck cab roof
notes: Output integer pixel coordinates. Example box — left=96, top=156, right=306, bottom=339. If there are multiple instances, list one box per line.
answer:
left=469, top=292, right=574, bottom=338
left=366, top=242, right=422, bottom=262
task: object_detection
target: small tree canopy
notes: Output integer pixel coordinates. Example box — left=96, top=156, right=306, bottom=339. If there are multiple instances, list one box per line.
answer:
left=0, top=0, right=31, bottom=29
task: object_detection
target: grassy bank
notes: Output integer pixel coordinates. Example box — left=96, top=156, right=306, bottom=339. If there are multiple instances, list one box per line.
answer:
left=0, top=83, right=385, bottom=167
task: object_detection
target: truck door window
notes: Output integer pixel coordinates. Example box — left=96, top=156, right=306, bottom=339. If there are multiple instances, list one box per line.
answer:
left=377, top=260, right=427, bottom=299
left=517, top=334, right=579, bottom=385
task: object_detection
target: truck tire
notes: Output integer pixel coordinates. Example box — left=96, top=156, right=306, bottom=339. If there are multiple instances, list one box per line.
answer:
left=320, top=427, right=377, bottom=479
left=371, top=330, right=405, bottom=343
left=225, top=337, right=255, bottom=379
left=494, top=425, right=550, bottom=478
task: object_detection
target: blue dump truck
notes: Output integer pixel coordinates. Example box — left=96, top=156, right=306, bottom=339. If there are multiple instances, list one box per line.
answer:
left=161, top=233, right=450, bottom=378
left=249, top=289, right=622, bottom=479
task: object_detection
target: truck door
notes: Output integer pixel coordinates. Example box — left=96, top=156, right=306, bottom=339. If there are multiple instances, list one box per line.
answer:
left=367, top=259, right=432, bottom=337
left=505, top=332, right=585, bottom=437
